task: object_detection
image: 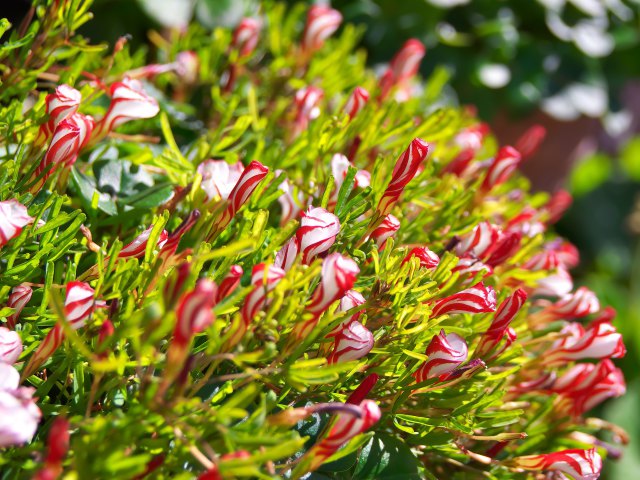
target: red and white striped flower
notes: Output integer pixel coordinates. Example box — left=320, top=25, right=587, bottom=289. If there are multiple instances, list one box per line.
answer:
left=344, top=87, right=370, bottom=119
left=475, top=288, right=527, bottom=358
left=293, top=86, right=324, bottom=138
left=374, top=138, right=429, bottom=222
left=451, top=257, right=493, bottom=283
left=544, top=318, right=626, bottom=364
left=217, top=265, right=243, bottom=302
left=297, top=207, right=340, bottom=264
left=533, top=267, right=574, bottom=298
left=35, top=113, right=93, bottom=186
left=36, top=84, right=82, bottom=145
left=331, top=154, right=371, bottom=192
left=442, top=148, right=475, bottom=177
left=431, top=282, right=497, bottom=317
left=5, top=284, right=33, bottom=329
left=552, top=359, right=625, bottom=417
left=34, top=417, right=70, bottom=480
left=515, top=124, right=546, bottom=160
left=159, top=210, right=201, bottom=258
left=301, top=5, right=342, bottom=53
left=337, top=290, right=366, bottom=321
left=118, top=225, right=168, bottom=259
left=163, top=262, right=191, bottom=309
left=197, top=160, right=244, bottom=201
left=174, top=279, right=217, bottom=347
left=240, top=264, right=286, bottom=326
left=403, top=247, right=440, bottom=269
left=22, top=282, right=103, bottom=378
left=545, top=189, right=573, bottom=224
left=505, top=207, right=546, bottom=238
left=277, top=176, right=304, bottom=225
left=0, top=200, right=33, bottom=249
left=454, top=123, right=490, bottom=152
left=486, top=230, right=522, bottom=267
left=369, top=214, right=400, bottom=250
left=413, top=330, right=469, bottom=382
left=175, top=51, right=199, bottom=83
left=327, top=320, right=374, bottom=364
left=522, top=250, right=561, bottom=271
left=232, top=18, right=261, bottom=57
left=216, top=161, right=269, bottom=232
left=379, top=39, right=426, bottom=100
left=511, top=448, right=602, bottom=480
left=0, top=328, right=22, bottom=365
left=301, top=399, right=380, bottom=472
left=275, top=236, right=300, bottom=272
left=544, top=286, right=600, bottom=320
left=292, top=254, right=359, bottom=341
left=481, top=146, right=522, bottom=191
left=456, top=222, right=500, bottom=260
left=307, top=254, right=360, bottom=317
left=0, top=364, right=42, bottom=448
left=92, top=78, right=160, bottom=141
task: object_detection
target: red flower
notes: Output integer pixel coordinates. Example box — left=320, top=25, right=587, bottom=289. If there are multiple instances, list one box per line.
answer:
left=403, top=247, right=440, bottom=269
left=380, top=39, right=426, bottom=100
left=485, top=230, right=522, bottom=267
left=216, top=161, right=269, bottom=232
left=414, top=330, right=468, bottom=382
left=344, top=87, right=370, bottom=119
left=302, top=5, right=342, bottom=53
left=544, top=286, right=600, bottom=320
left=0, top=200, right=33, bottom=248
left=544, top=318, right=626, bottom=364
left=512, top=448, right=602, bottom=480
left=217, top=265, right=244, bottom=302
left=118, top=225, right=168, bottom=259
left=293, top=86, right=324, bottom=138
left=5, top=284, right=32, bottom=329
left=515, top=124, right=546, bottom=160
left=431, top=282, right=497, bottom=317
left=369, top=214, right=400, bottom=250
left=232, top=18, right=261, bottom=57
left=174, top=279, right=217, bottom=346
left=241, top=264, right=286, bottom=326
left=297, top=207, right=340, bottom=264
left=456, top=222, right=500, bottom=260
left=327, top=320, right=374, bottom=364
left=545, top=189, right=573, bottom=224
left=36, top=84, right=82, bottom=145
left=275, top=236, right=299, bottom=272
left=475, top=288, right=527, bottom=358
left=482, top=146, right=522, bottom=191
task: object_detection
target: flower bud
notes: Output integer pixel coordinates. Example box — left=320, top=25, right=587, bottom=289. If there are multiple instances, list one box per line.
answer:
left=533, top=267, right=573, bottom=298
left=485, top=230, right=521, bottom=267
left=160, top=210, right=201, bottom=258
left=330, top=154, right=371, bottom=194
left=413, top=330, right=468, bottom=382
left=379, top=39, right=426, bottom=100
left=217, top=265, right=243, bottom=302
left=175, top=51, right=199, bottom=83
left=346, top=373, right=379, bottom=405
left=301, top=399, right=380, bottom=473
left=454, top=123, right=490, bottom=151
left=369, top=214, right=400, bottom=250
left=545, top=239, right=580, bottom=269
left=93, top=78, right=160, bottom=141
left=0, top=327, right=22, bottom=365
left=277, top=177, right=304, bottom=225
left=0, top=364, right=41, bottom=447
left=403, top=247, right=440, bottom=269
left=515, top=124, right=546, bottom=160
left=118, top=225, right=169, bottom=259
left=275, top=236, right=299, bottom=272
left=297, top=207, right=340, bottom=264
left=232, top=18, right=261, bottom=57
left=240, top=264, right=286, bottom=326
left=5, top=284, right=33, bottom=329
left=475, top=288, right=527, bottom=358
left=344, top=87, right=370, bottom=119
left=545, top=318, right=626, bottom=364
left=22, top=282, right=103, bottom=378
left=522, top=250, right=560, bottom=271
left=545, top=286, right=600, bottom=320
left=36, top=84, right=82, bottom=145
left=451, top=256, right=493, bottom=283
left=163, top=262, right=191, bottom=309
left=216, top=161, right=269, bottom=232
left=197, top=160, right=244, bottom=201
left=511, top=448, right=602, bottom=480
left=442, top=148, right=475, bottom=176
left=293, top=86, right=324, bottom=137
left=293, top=254, right=359, bottom=341
left=302, top=5, right=342, bottom=53
left=174, top=279, right=217, bottom=346
left=431, top=282, right=497, bottom=317
left=326, top=290, right=366, bottom=339
left=455, top=222, right=500, bottom=260
left=374, top=138, right=429, bottom=222
left=481, top=146, right=521, bottom=191
left=505, top=207, right=546, bottom=238
left=545, top=189, right=573, bottom=224
left=327, top=320, right=374, bottom=364
left=552, top=359, right=625, bottom=417
left=45, top=417, right=70, bottom=464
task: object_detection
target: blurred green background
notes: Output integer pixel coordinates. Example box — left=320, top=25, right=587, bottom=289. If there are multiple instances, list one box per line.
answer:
left=3, top=0, right=640, bottom=476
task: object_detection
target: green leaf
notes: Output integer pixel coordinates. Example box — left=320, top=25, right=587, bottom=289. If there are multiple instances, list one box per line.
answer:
left=354, top=433, right=422, bottom=479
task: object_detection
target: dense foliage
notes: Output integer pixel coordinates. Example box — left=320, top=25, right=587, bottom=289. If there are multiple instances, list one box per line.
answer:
left=0, top=1, right=629, bottom=478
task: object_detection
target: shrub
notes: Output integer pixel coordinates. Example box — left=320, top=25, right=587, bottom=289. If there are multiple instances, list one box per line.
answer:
left=0, top=1, right=628, bottom=479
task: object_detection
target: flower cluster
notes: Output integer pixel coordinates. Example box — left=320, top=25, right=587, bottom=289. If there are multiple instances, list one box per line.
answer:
left=0, top=2, right=628, bottom=479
